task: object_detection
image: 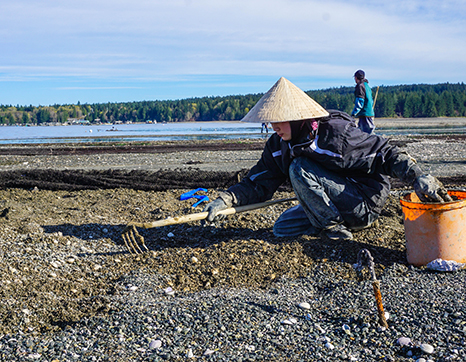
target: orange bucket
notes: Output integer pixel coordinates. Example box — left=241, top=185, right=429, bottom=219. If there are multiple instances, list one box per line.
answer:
left=399, top=190, right=466, bottom=266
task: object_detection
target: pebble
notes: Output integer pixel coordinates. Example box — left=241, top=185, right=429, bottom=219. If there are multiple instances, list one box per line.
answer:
left=164, top=287, right=175, bottom=296
left=420, top=343, right=434, bottom=354
left=282, top=318, right=297, bottom=325
left=319, top=336, right=331, bottom=343
left=27, top=353, right=42, bottom=359
left=149, top=339, right=162, bottom=349
left=315, top=324, right=325, bottom=333
left=342, top=324, right=351, bottom=334
left=397, top=337, right=412, bottom=346
left=298, top=302, right=310, bottom=310
left=167, top=232, right=175, bottom=238
left=203, top=349, right=216, bottom=356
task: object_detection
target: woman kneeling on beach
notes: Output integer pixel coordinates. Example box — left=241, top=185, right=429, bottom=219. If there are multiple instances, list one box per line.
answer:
left=203, top=77, right=451, bottom=242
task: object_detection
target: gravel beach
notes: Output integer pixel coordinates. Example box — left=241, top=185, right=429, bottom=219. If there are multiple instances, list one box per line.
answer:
left=0, top=134, right=466, bottom=361
left=1, top=134, right=466, bottom=176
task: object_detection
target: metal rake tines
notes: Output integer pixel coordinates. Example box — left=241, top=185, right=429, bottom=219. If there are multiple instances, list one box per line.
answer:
left=122, top=224, right=149, bottom=254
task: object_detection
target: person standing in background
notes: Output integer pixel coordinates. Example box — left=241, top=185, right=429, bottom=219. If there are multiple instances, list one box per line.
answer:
left=351, top=69, right=375, bottom=134
left=261, top=122, right=269, bottom=134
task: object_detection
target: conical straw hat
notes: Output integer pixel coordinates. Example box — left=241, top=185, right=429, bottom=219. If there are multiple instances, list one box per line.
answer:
left=241, top=77, right=329, bottom=123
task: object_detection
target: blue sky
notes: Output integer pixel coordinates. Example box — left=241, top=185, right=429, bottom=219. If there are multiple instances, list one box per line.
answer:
left=1, top=0, right=465, bottom=106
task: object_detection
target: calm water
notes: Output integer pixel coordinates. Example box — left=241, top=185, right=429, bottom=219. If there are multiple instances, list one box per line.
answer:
left=0, top=120, right=465, bottom=145
left=0, top=122, right=265, bottom=145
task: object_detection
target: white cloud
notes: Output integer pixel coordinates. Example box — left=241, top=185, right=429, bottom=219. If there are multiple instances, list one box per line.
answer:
left=0, top=0, right=465, bottom=104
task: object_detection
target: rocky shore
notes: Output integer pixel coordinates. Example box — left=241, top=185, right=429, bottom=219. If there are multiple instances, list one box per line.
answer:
left=0, top=135, right=465, bottom=361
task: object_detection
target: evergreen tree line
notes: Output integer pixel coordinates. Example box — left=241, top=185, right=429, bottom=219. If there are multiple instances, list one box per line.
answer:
left=1, top=83, right=465, bottom=125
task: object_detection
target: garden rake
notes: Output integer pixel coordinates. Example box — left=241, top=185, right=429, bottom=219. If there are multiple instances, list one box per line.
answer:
left=122, top=197, right=297, bottom=254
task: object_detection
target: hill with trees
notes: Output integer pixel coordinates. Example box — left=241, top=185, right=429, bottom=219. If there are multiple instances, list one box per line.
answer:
left=1, top=83, right=465, bottom=125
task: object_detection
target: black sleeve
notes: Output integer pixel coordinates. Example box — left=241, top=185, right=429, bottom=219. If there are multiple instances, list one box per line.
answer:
left=227, top=142, right=287, bottom=206
left=381, top=147, right=424, bottom=183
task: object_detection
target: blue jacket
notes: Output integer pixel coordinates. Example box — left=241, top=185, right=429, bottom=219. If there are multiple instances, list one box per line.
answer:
left=352, top=81, right=374, bottom=117
left=227, top=110, right=421, bottom=214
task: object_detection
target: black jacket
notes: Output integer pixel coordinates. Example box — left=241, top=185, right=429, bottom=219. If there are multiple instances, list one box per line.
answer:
left=227, top=110, right=422, bottom=214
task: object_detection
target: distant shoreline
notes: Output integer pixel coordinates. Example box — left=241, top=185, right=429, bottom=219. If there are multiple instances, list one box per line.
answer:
left=1, top=116, right=466, bottom=128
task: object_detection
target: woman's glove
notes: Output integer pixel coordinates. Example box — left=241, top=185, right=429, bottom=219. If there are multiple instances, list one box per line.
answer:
left=202, top=191, right=235, bottom=222
left=203, top=198, right=228, bottom=222
left=413, top=175, right=453, bottom=203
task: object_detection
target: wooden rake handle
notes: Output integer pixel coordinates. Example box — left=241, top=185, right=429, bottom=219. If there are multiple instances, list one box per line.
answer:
left=128, top=197, right=297, bottom=229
